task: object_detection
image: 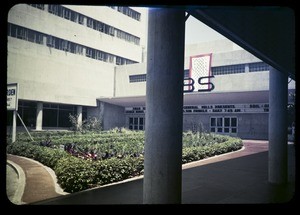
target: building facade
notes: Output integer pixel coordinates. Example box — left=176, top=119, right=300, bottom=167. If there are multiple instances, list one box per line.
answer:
left=7, top=4, right=148, bottom=129
left=99, top=40, right=295, bottom=140
left=7, top=5, right=295, bottom=140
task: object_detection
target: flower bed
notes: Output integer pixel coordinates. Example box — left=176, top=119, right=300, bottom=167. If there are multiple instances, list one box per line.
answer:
left=7, top=129, right=243, bottom=193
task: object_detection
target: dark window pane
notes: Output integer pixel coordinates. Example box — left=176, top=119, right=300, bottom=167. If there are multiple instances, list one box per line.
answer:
left=134, top=118, right=138, bottom=125
left=129, top=117, right=133, bottom=124
left=139, top=118, right=144, bottom=125
left=217, top=127, right=222, bottom=132
left=43, top=109, right=57, bottom=127
left=210, top=127, right=215, bottom=132
left=211, top=118, right=216, bottom=126
left=231, top=118, right=237, bottom=127
left=22, top=108, right=36, bottom=127
left=224, top=118, right=230, bottom=127
left=231, top=128, right=237, bottom=133
left=217, top=118, right=223, bottom=126
left=58, top=110, right=73, bottom=127
left=224, top=128, right=229, bottom=133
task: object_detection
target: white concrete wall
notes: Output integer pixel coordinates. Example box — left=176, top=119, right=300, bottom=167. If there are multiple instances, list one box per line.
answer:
left=211, top=71, right=269, bottom=93
left=7, top=38, right=114, bottom=106
left=114, top=40, right=296, bottom=97
left=184, top=42, right=261, bottom=68
left=64, top=5, right=148, bottom=62
left=7, top=4, right=149, bottom=106
left=115, top=63, right=147, bottom=97
left=211, top=49, right=262, bottom=67
left=8, top=4, right=145, bottom=62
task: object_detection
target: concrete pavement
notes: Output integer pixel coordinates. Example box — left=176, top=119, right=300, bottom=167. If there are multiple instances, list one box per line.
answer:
left=6, top=154, right=67, bottom=205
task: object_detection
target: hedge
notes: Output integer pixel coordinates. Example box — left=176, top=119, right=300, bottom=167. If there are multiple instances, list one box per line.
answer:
left=7, top=133, right=243, bottom=193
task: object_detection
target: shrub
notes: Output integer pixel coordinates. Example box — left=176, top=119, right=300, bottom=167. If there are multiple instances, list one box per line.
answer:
left=54, top=156, right=144, bottom=193
left=7, top=141, right=69, bottom=169
left=7, top=131, right=243, bottom=194
left=182, top=137, right=243, bottom=164
left=54, top=156, right=99, bottom=193
left=69, top=114, right=102, bottom=133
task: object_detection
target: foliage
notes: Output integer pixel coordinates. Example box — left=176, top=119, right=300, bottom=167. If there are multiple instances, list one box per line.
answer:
left=7, top=141, right=68, bottom=169
left=7, top=129, right=243, bottom=193
left=182, top=137, right=243, bottom=164
left=54, top=156, right=144, bottom=193
left=69, top=114, right=102, bottom=133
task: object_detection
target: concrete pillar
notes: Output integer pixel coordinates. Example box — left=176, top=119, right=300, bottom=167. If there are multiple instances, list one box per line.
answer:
left=77, top=105, right=83, bottom=128
left=268, top=66, right=288, bottom=184
left=36, top=102, right=43, bottom=131
left=143, top=8, right=185, bottom=204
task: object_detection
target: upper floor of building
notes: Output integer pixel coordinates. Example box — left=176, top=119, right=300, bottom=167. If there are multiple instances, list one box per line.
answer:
left=8, top=4, right=148, bottom=64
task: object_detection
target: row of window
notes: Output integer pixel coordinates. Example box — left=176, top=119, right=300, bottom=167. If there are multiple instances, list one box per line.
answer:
left=7, top=100, right=87, bottom=128
left=128, top=62, right=270, bottom=83
left=249, top=62, right=269, bottom=72
left=8, top=23, right=137, bottom=65
left=29, top=4, right=141, bottom=45
left=211, top=62, right=269, bottom=76
left=129, top=74, right=147, bottom=83
left=129, top=71, right=190, bottom=83
left=129, top=117, right=145, bottom=130
left=109, top=6, right=141, bottom=21
left=126, top=116, right=238, bottom=134
left=210, top=117, right=238, bottom=134
left=212, top=64, right=245, bottom=75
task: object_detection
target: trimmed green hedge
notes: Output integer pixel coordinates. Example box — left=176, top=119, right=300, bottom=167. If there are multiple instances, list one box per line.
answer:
left=6, top=132, right=243, bottom=193
left=6, top=141, right=144, bottom=193
left=182, top=137, right=243, bottom=163
left=54, top=156, right=144, bottom=193
left=6, top=141, right=69, bottom=168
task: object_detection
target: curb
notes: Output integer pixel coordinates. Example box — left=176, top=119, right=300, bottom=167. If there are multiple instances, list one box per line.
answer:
left=6, top=160, right=26, bottom=205
left=8, top=155, right=69, bottom=196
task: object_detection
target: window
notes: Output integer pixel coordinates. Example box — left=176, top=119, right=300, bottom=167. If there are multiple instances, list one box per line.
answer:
left=70, top=12, right=78, bottom=23
left=63, top=8, right=71, bottom=20
left=29, top=4, right=44, bottom=10
left=115, top=6, right=141, bottom=21
left=86, top=48, right=94, bottom=58
left=212, top=64, right=245, bottom=75
left=10, top=100, right=37, bottom=127
left=249, top=62, right=269, bottom=72
left=115, top=29, right=140, bottom=45
left=107, top=26, right=115, bottom=36
left=43, top=103, right=76, bottom=127
left=210, top=116, right=238, bottom=135
left=108, top=54, right=114, bottom=63
left=129, top=74, right=146, bottom=83
left=48, top=5, right=59, bottom=15
left=129, top=117, right=145, bottom=130
left=16, top=27, right=27, bottom=39
left=61, top=40, right=70, bottom=51
left=46, top=35, right=55, bottom=47
left=87, top=18, right=94, bottom=28
left=116, top=56, right=122, bottom=65
left=7, top=23, right=128, bottom=65
left=78, top=15, right=84, bottom=24
left=96, top=22, right=105, bottom=32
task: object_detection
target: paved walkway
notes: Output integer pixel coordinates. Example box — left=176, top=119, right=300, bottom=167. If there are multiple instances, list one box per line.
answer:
left=6, top=140, right=296, bottom=205
left=6, top=154, right=67, bottom=205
